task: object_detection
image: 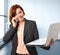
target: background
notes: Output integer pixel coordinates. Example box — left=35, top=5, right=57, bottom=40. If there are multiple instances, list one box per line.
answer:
left=0, top=0, right=60, bottom=55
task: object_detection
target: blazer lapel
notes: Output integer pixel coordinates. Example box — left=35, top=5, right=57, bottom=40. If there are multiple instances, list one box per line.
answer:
left=24, top=18, right=28, bottom=38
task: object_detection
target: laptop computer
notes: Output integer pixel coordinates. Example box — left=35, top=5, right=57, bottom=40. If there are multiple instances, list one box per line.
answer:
left=26, top=38, right=46, bottom=46
left=26, top=35, right=56, bottom=47
left=26, top=36, right=55, bottom=50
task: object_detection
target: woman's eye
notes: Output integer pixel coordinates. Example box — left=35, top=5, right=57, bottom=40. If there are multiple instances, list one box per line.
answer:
left=19, top=11, right=22, bottom=13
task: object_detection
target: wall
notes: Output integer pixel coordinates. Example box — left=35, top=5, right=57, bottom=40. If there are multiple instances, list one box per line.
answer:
left=0, top=0, right=4, bottom=39
left=8, top=0, right=60, bottom=38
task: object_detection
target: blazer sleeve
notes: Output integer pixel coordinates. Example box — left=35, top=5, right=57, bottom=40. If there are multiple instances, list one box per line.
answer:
left=3, top=25, right=17, bottom=44
left=33, top=21, right=39, bottom=40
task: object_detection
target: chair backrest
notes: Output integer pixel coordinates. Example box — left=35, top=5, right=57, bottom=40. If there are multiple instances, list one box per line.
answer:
left=45, top=23, right=60, bottom=46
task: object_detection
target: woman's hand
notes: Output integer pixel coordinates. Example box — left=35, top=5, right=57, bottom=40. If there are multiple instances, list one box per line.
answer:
left=11, top=16, right=18, bottom=28
left=49, top=38, right=54, bottom=46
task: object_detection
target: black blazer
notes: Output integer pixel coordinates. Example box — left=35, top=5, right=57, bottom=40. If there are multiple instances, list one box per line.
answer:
left=3, top=18, right=39, bottom=55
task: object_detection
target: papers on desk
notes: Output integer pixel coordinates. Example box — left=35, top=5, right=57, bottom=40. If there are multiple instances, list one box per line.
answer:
left=26, top=38, right=46, bottom=46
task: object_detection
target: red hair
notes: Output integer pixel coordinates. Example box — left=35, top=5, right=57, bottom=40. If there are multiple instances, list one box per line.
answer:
left=9, top=4, right=25, bottom=23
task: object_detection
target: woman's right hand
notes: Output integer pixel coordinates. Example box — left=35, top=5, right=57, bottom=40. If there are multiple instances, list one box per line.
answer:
left=11, top=16, right=18, bottom=28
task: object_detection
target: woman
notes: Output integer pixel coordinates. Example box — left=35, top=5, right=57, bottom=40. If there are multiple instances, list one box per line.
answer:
left=0, top=4, right=39, bottom=55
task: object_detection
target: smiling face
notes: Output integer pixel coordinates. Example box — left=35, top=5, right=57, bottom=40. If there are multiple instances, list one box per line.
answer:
left=9, top=4, right=25, bottom=23
left=16, top=8, right=24, bottom=22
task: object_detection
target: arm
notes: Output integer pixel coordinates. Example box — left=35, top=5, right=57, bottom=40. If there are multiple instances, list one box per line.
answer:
left=0, top=25, right=17, bottom=49
left=0, top=16, right=19, bottom=49
left=3, top=25, right=17, bottom=44
left=0, top=38, right=4, bottom=49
